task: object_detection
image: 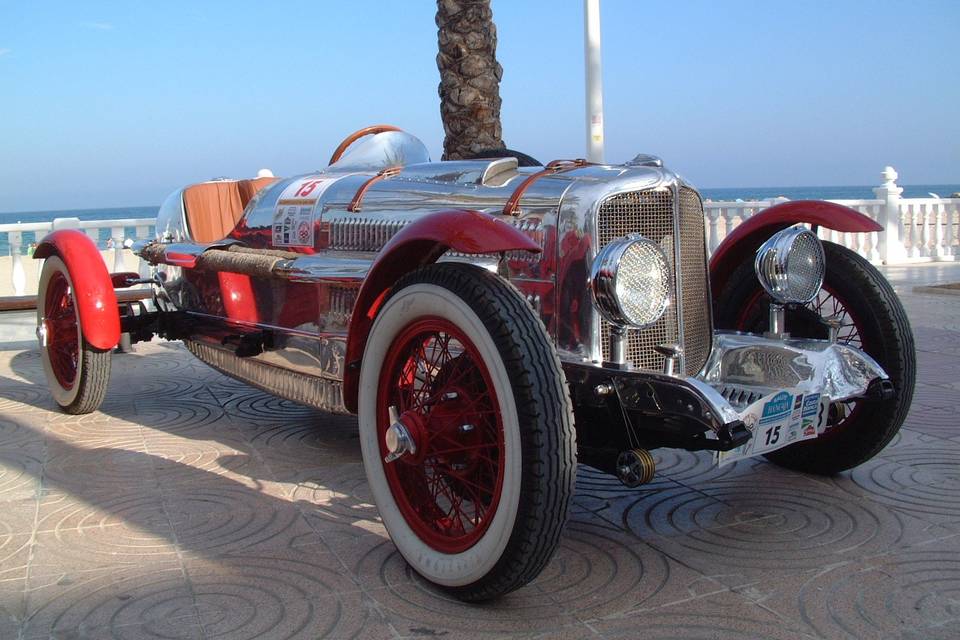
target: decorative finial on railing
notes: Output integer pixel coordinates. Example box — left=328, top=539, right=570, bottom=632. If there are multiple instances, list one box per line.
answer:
left=879, top=166, right=899, bottom=189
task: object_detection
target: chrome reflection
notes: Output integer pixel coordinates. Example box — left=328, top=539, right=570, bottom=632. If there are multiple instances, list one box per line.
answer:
left=329, top=131, right=431, bottom=172
left=699, top=332, right=888, bottom=402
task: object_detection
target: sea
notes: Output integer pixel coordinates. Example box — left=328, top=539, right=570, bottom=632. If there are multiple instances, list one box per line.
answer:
left=1, top=185, right=958, bottom=255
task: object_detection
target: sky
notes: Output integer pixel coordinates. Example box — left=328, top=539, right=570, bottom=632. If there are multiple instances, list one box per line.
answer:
left=1, top=0, right=958, bottom=212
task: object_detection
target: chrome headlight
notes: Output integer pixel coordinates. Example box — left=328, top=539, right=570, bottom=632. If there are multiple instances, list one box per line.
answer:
left=754, top=226, right=825, bottom=304
left=591, top=235, right=671, bottom=327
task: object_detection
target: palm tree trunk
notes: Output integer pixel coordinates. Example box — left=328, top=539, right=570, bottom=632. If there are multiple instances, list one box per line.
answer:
left=435, top=0, right=505, bottom=160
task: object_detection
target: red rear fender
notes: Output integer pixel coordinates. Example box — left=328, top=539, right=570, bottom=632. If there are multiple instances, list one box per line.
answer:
left=709, top=200, right=882, bottom=296
left=342, top=209, right=540, bottom=412
left=34, top=229, right=121, bottom=350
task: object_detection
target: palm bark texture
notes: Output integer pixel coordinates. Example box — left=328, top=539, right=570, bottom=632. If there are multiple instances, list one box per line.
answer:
left=435, top=0, right=506, bottom=160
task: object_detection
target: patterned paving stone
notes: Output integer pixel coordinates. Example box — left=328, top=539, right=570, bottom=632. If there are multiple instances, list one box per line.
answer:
left=20, top=568, right=202, bottom=640
left=589, top=590, right=815, bottom=639
left=748, top=538, right=960, bottom=639
left=0, top=263, right=958, bottom=638
left=904, top=405, right=960, bottom=439
left=828, top=444, right=960, bottom=529
left=183, top=549, right=394, bottom=640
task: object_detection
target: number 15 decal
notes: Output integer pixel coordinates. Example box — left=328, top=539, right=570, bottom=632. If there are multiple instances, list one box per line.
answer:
left=764, top=425, right=781, bottom=446
left=295, top=180, right=323, bottom=197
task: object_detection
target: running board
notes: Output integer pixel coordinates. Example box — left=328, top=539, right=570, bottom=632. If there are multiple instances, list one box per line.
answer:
left=185, top=339, right=348, bottom=414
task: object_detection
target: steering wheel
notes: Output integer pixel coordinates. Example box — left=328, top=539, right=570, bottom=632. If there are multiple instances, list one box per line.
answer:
left=328, top=125, right=404, bottom=165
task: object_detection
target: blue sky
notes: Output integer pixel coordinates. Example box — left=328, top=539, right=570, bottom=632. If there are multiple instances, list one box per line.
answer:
left=1, top=0, right=957, bottom=212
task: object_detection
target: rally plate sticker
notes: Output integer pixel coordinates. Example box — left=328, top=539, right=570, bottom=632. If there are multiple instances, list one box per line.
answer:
left=272, top=177, right=336, bottom=248
left=717, top=391, right=830, bottom=466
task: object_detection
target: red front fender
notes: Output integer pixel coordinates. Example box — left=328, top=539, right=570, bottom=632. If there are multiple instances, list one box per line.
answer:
left=709, top=200, right=882, bottom=297
left=33, top=229, right=121, bottom=350
left=342, top=209, right=541, bottom=412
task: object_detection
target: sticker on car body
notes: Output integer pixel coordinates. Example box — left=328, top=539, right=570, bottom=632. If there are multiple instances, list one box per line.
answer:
left=716, top=390, right=829, bottom=466
left=272, top=177, right=336, bottom=248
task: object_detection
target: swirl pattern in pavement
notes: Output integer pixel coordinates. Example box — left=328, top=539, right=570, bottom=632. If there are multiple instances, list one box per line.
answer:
left=0, top=309, right=958, bottom=639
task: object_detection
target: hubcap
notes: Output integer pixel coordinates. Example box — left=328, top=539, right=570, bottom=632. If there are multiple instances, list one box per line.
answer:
left=384, top=408, right=417, bottom=463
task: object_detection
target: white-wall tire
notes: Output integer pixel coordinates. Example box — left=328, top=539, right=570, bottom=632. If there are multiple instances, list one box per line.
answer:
left=358, top=263, right=575, bottom=601
left=37, top=256, right=111, bottom=414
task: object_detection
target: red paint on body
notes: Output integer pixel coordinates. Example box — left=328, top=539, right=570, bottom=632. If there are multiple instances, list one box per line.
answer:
left=33, top=229, right=121, bottom=350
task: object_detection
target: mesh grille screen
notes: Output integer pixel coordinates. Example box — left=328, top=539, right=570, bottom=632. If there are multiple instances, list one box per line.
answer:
left=598, top=187, right=712, bottom=375
left=678, top=188, right=712, bottom=374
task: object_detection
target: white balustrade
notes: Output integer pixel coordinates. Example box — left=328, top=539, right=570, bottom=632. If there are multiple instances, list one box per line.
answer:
left=1, top=217, right=155, bottom=297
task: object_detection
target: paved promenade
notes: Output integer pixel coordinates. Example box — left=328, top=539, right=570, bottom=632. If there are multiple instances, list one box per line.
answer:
left=0, top=263, right=958, bottom=639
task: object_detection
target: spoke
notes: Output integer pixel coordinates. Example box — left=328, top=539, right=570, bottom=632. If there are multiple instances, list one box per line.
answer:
left=428, top=442, right=501, bottom=457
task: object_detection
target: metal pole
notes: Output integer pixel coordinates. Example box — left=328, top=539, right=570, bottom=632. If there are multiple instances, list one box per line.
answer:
left=584, top=0, right=605, bottom=163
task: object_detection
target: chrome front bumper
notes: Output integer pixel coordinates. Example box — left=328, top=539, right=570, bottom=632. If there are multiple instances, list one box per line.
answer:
left=699, top=332, right=889, bottom=409
left=564, top=330, right=891, bottom=457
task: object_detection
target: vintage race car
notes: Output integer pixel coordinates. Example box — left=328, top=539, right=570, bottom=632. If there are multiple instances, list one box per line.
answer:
left=33, top=126, right=915, bottom=601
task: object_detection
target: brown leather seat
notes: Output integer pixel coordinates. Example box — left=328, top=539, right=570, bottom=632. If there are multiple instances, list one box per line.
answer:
left=183, top=177, right=278, bottom=243
left=237, top=177, right=277, bottom=208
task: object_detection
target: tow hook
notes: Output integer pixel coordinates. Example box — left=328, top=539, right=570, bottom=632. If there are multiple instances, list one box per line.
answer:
left=865, top=378, right=896, bottom=401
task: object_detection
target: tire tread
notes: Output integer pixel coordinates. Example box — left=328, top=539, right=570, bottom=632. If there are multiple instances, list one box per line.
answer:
left=386, top=263, right=576, bottom=601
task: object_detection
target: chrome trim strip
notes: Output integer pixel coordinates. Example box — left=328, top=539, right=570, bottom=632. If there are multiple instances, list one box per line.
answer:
left=671, top=182, right=687, bottom=374
left=274, top=255, right=372, bottom=283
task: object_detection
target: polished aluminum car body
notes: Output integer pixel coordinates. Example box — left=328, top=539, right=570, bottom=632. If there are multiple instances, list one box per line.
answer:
left=136, top=130, right=889, bottom=466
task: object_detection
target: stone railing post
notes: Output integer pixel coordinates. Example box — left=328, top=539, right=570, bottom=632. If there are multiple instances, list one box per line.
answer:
left=9, top=231, right=26, bottom=296
left=873, top=166, right=906, bottom=264
left=112, top=226, right=125, bottom=273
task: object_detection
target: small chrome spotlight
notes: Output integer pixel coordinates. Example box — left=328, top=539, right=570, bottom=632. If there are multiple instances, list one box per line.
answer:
left=754, top=226, right=825, bottom=305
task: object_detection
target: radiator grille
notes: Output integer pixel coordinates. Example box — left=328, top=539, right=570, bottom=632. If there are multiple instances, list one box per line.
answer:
left=598, top=187, right=712, bottom=375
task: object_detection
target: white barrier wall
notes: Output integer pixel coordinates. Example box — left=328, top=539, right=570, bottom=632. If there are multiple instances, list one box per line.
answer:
left=1, top=166, right=957, bottom=297
left=0, top=218, right=154, bottom=297
left=703, top=169, right=958, bottom=265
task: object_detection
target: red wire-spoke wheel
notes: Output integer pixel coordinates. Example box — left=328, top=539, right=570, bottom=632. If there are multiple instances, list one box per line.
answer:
left=43, top=269, right=79, bottom=390
left=37, top=256, right=112, bottom=414
left=377, top=317, right=505, bottom=553
left=716, top=240, right=915, bottom=474
left=358, top=263, right=575, bottom=601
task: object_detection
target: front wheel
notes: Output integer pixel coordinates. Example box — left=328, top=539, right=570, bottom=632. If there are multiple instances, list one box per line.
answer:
left=716, top=241, right=915, bottom=475
left=358, top=263, right=575, bottom=601
left=37, top=255, right=112, bottom=414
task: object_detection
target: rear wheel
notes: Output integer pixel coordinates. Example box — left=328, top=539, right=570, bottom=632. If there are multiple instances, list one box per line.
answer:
left=716, top=241, right=915, bottom=474
left=358, top=263, right=575, bottom=601
left=37, top=256, right=111, bottom=414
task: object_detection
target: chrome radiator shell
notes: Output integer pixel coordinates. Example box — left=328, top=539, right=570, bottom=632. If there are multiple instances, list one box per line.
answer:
left=595, top=185, right=712, bottom=375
